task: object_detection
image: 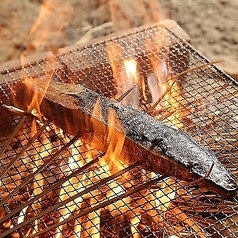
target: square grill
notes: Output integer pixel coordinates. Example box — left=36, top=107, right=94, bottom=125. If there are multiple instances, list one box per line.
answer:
left=0, top=20, right=237, bottom=237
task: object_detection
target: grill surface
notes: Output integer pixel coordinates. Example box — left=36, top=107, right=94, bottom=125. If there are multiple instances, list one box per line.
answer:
left=0, top=20, right=237, bottom=237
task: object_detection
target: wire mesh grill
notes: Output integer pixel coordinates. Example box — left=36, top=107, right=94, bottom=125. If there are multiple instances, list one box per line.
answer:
left=0, top=20, right=237, bottom=237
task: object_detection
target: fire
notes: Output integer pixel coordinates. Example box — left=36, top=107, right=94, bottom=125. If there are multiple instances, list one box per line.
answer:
left=1, top=3, right=196, bottom=237
left=7, top=2, right=74, bottom=235
left=123, top=59, right=140, bottom=109
left=4, top=76, right=201, bottom=237
left=147, top=59, right=169, bottom=110
left=6, top=51, right=187, bottom=238
left=124, top=59, right=137, bottom=79
left=103, top=108, right=126, bottom=174
left=166, top=79, right=183, bottom=128
left=107, top=43, right=141, bottom=109
left=54, top=103, right=127, bottom=237
left=7, top=86, right=184, bottom=237
left=19, top=73, right=52, bottom=121
left=106, top=31, right=186, bottom=237
left=147, top=50, right=183, bottom=128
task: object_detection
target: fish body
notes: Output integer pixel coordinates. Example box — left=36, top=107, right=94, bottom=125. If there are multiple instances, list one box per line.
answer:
left=38, top=82, right=237, bottom=197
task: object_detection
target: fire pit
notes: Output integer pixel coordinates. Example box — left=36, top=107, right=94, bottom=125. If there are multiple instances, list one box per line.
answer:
left=0, top=20, right=237, bottom=237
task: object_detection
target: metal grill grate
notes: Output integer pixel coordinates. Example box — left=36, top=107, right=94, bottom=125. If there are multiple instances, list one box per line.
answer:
left=0, top=20, right=237, bottom=237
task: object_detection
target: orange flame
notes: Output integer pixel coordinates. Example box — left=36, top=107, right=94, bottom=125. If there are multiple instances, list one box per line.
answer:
left=18, top=67, right=53, bottom=121
left=107, top=43, right=141, bottom=108
left=147, top=36, right=183, bottom=128
left=102, top=107, right=126, bottom=174
left=14, top=3, right=74, bottom=234
left=123, top=59, right=140, bottom=109
left=10, top=1, right=189, bottom=237
left=147, top=59, right=169, bottom=110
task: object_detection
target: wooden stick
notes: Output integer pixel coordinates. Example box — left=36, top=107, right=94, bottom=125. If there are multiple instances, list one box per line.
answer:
left=147, top=82, right=175, bottom=113
left=171, top=60, right=224, bottom=79
left=116, top=84, right=138, bottom=102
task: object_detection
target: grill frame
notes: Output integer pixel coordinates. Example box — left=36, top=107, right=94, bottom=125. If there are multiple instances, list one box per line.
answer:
left=0, top=19, right=237, bottom=237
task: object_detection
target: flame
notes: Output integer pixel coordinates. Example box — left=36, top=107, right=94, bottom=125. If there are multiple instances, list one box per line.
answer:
left=14, top=8, right=72, bottom=230
left=147, top=34, right=170, bottom=109
left=123, top=59, right=140, bottom=108
left=13, top=3, right=184, bottom=236
left=166, top=80, right=183, bottom=128
left=107, top=43, right=141, bottom=109
left=15, top=56, right=184, bottom=238
left=147, top=59, right=169, bottom=110
left=102, top=108, right=126, bottom=174
left=104, top=27, right=184, bottom=238
left=147, top=43, right=183, bottom=128
left=52, top=101, right=127, bottom=237
left=124, top=59, right=137, bottom=79
left=90, top=97, right=126, bottom=174
left=16, top=70, right=53, bottom=122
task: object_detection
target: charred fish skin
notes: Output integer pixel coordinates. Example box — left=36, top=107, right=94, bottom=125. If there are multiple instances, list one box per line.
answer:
left=71, top=85, right=237, bottom=195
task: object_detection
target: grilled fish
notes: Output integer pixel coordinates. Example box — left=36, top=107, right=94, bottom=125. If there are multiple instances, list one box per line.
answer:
left=35, top=81, right=237, bottom=197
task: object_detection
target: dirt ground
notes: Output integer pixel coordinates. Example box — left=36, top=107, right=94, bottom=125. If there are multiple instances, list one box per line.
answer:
left=0, top=0, right=237, bottom=79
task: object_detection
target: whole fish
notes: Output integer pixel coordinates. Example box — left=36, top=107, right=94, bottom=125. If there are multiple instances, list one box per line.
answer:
left=34, top=81, right=237, bottom=197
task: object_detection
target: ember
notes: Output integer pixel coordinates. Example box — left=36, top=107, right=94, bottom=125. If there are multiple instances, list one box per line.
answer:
left=0, top=20, right=237, bottom=238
